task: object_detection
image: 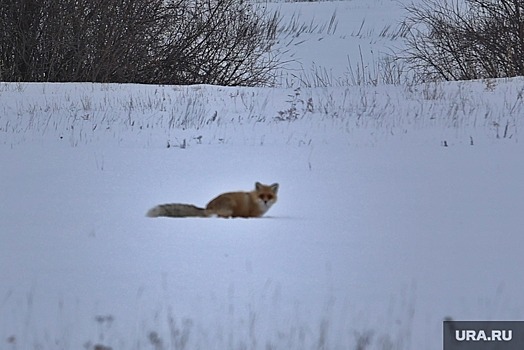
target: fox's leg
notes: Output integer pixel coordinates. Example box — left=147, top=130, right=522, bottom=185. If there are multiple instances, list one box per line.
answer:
left=206, top=196, right=235, bottom=218
left=214, top=208, right=234, bottom=218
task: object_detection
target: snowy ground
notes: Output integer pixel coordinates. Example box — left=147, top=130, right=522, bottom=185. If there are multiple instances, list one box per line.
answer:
left=1, top=1, right=524, bottom=350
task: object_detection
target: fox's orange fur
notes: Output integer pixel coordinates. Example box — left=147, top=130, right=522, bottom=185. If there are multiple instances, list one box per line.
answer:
left=146, top=182, right=278, bottom=218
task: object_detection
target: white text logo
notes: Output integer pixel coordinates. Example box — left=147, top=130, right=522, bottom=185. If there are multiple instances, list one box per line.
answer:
left=455, top=330, right=512, bottom=342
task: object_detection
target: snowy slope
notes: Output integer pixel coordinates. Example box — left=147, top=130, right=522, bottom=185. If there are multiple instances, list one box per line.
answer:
left=1, top=1, right=524, bottom=350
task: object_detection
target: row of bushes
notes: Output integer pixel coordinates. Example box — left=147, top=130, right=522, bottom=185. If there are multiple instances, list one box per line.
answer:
left=1, top=0, right=523, bottom=85
left=0, top=0, right=279, bottom=86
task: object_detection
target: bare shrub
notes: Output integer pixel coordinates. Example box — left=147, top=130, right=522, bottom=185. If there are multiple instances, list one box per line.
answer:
left=155, top=0, right=280, bottom=86
left=401, top=0, right=524, bottom=82
left=0, top=0, right=280, bottom=86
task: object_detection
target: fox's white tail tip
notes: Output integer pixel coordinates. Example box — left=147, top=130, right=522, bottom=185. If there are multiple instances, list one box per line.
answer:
left=146, top=206, right=161, bottom=218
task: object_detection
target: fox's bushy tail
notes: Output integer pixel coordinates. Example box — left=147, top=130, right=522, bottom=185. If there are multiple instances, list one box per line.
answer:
left=146, top=203, right=208, bottom=218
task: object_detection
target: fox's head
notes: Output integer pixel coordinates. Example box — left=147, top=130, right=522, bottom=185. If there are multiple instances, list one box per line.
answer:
left=254, top=182, right=279, bottom=213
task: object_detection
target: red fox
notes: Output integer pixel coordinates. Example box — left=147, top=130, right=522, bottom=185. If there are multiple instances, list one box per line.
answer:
left=146, top=182, right=278, bottom=218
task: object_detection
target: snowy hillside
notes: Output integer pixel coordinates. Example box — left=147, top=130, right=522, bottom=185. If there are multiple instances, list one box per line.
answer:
left=1, top=1, right=524, bottom=350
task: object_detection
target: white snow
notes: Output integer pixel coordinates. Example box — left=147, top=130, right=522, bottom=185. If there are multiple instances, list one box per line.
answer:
left=1, top=1, right=524, bottom=349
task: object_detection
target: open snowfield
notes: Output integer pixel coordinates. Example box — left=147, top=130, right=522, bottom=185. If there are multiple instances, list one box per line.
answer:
left=2, top=1, right=524, bottom=349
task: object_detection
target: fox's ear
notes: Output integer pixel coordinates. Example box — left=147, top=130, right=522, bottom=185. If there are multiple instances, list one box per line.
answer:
left=255, top=182, right=262, bottom=190
left=270, top=183, right=279, bottom=194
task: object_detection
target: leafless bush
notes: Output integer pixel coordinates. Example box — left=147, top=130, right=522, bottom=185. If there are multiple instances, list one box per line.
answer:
left=401, top=0, right=524, bottom=82
left=0, top=0, right=280, bottom=86
left=155, top=0, right=280, bottom=86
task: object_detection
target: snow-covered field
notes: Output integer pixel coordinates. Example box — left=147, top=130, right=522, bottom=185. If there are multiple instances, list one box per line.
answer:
left=1, top=1, right=524, bottom=349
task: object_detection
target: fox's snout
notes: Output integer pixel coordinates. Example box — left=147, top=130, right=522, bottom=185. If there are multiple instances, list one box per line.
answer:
left=259, top=194, right=274, bottom=204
